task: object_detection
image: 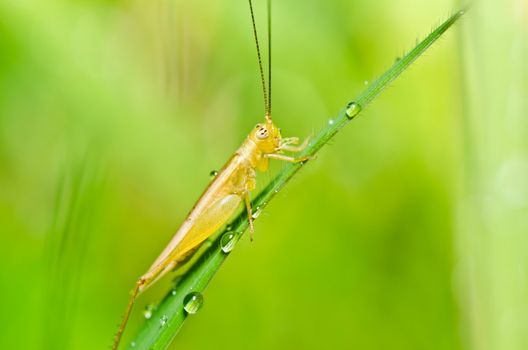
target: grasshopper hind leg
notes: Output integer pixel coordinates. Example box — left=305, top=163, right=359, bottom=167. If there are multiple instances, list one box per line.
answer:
left=112, top=256, right=178, bottom=349
left=112, top=279, right=145, bottom=350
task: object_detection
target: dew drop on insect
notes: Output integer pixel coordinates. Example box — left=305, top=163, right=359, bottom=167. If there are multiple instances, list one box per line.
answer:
left=143, top=304, right=155, bottom=319
left=183, top=292, right=204, bottom=314
left=221, top=231, right=238, bottom=253
left=159, top=315, right=169, bottom=327
left=345, top=102, right=362, bottom=119
left=328, top=119, right=335, bottom=125
left=209, top=170, right=218, bottom=178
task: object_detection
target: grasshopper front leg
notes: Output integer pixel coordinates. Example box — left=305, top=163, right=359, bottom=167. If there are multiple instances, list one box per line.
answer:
left=278, top=136, right=311, bottom=153
left=265, top=153, right=312, bottom=163
left=244, top=194, right=255, bottom=241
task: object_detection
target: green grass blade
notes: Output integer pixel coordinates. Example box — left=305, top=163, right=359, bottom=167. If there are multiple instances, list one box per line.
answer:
left=125, top=10, right=465, bottom=350
left=356, top=9, right=465, bottom=108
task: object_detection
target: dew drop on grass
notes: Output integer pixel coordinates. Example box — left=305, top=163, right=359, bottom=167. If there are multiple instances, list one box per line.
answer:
left=183, top=292, right=204, bottom=314
left=328, top=119, right=335, bottom=125
left=364, top=80, right=369, bottom=85
left=210, top=170, right=218, bottom=178
left=130, top=341, right=136, bottom=348
left=345, top=102, right=362, bottom=119
left=221, top=231, right=238, bottom=253
left=143, top=304, right=155, bottom=319
left=171, top=289, right=177, bottom=296
left=160, top=315, right=169, bottom=327
left=251, top=206, right=261, bottom=219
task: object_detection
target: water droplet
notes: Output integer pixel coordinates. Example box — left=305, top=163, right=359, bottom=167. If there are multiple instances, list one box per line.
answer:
left=159, top=315, right=169, bottom=327
left=345, top=102, right=362, bottom=119
left=171, top=289, right=177, bottom=296
left=183, top=292, right=204, bottom=314
left=225, top=224, right=233, bottom=231
left=143, top=304, right=155, bottom=319
left=221, top=231, right=238, bottom=253
left=252, top=207, right=261, bottom=219
left=364, top=80, right=369, bottom=85
left=395, top=56, right=401, bottom=63
left=130, top=341, right=136, bottom=348
left=328, top=119, right=335, bottom=125
left=209, top=170, right=218, bottom=178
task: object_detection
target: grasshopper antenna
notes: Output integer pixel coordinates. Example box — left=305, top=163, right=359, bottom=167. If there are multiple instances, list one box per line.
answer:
left=267, top=0, right=272, bottom=121
left=249, top=0, right=272, bottom=122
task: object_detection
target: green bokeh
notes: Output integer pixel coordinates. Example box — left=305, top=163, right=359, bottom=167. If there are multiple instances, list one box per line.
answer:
left=0, top=1, right=525, bottom=350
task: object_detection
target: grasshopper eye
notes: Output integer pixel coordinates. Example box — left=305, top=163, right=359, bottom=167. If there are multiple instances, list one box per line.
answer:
left=256, top=127, right=269, bottom=139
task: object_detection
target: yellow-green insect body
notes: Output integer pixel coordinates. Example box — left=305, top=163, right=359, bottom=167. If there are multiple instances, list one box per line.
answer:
left=139, top=116, right=305, bottom=290
left=140, top=116, right=285, bottom=289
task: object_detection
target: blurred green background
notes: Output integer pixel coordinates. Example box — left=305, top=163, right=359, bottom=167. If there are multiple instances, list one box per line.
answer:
left=0, top=0, right=526, bottom=349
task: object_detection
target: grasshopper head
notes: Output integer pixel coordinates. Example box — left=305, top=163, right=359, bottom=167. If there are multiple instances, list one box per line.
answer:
left=249, top=115, right=281, bottom=154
